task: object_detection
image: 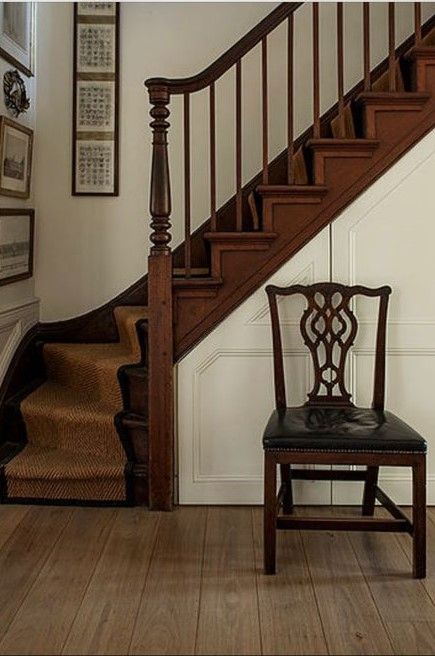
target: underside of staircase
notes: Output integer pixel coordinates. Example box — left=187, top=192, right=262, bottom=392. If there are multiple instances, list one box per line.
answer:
left=1, top=4, right=435, bottom=507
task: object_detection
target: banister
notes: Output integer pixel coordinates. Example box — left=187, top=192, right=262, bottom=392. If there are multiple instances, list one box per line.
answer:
left=144, top=2, right=303, bottom=95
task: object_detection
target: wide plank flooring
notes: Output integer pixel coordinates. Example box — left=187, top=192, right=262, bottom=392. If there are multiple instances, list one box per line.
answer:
left=0, top=505, right=435, bottom=655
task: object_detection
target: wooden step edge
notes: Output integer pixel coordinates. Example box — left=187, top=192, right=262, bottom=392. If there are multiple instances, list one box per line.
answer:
left=256, top=184, right=328, bottom=198
left=173, top=276, right=223, bottom=288
left=203, top=231, right=278, bottom=242
left=173, top=267, right=210, bottom=277
left=405, top=46, right=435, bottom=62
left=306, top=138, right=379, bottom=152
left=355, top=91, right=430, bottom=106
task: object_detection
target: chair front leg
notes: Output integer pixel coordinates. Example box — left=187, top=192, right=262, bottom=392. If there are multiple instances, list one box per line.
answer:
left=362, top=466, right=379, bottom=516
left=264, top=451, right=277, bottom=575
left=280, top=463, right=293, bottom=514
left=412, top=455, right=426, bottom=579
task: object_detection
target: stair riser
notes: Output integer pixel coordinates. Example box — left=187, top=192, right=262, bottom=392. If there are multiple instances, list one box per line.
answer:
left=45, top=351, right=125, bottom=408
left=21, top=411, right=125, bottom=459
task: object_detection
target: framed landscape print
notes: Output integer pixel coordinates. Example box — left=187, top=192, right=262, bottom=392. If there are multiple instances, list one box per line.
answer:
left=0, top=208, right=34, bottom=286
left=0, top=3, right=35, bottom=77
left=0, top=116, right=33, bottom=199
left=72, top=2, right=119, bottom=196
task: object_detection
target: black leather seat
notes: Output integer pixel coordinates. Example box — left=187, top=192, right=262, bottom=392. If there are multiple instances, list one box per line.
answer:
left=263, top=406, right=427, bottom=453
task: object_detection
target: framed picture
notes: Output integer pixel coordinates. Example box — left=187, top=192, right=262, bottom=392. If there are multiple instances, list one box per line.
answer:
left=0, top=208, right=34, bottom=286
left=0, top=3, right=35, bottom=77
left=0, top=116, right=33, bottom=199
left=72, top=2, right=119, bottom=196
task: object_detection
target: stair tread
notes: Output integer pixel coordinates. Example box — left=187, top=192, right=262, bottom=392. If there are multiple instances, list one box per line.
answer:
left=173, top=276, right=223, bottom=287
left=173, top=267, right=209, bottom=274
left=256, top=184, right=328, bottom=195
left=204, top=231, right=277, bottom=241
left=308, top=138, right=379, bottom=146
left=21, top=381, right=118, bottom=418
left=5, top=445, right=125, bottom=479
left=45, top=341, right=134, bottom=362
left=356, top=91, right=430, bottom=103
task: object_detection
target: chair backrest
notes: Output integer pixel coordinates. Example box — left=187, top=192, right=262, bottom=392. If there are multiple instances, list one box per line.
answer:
left=266, top=282, right=392, bottom=410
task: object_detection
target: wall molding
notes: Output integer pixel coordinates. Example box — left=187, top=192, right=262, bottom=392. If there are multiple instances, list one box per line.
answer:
left=0, top=298, right=39, bottom=385
left=192, top=347, right=310, bottom=484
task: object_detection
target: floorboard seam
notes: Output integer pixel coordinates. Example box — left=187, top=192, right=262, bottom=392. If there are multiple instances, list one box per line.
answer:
left=60, top=507, right=120, bottom=654
left=346, top=530, right=396, bottom=654
left=126, top=510, right=162, bottom=656
left=193, top=506, right=208, bottom=656
left=251, top=508, right=264, bottom=656
left=299, top=530, right=331, bottom=656
left=0, top=506, right=76, bottom=651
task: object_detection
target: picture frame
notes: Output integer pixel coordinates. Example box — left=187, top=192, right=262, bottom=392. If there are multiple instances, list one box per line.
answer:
left=0, top=116, right=33, bottom=199
left=72, top=2, right=120, bottom=196
left=0, top=3, right=35, bottom=78
left=0, top=208, right=34, bottom=286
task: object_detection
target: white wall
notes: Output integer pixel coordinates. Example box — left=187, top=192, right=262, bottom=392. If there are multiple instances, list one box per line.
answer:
left=33, top=2, right=435, bottom=321
left=33, top=2, right=276, bottom=321
left=177, top=128, right=435, bottom=505
left=0, top=13, right=39, bottom=384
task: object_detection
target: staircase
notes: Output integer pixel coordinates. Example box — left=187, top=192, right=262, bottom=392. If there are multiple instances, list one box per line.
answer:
left=1, top=3, right=435, bottom=509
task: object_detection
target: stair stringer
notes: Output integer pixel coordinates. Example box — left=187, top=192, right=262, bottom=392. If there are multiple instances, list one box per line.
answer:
left=173, top=61, right=435, bottom=360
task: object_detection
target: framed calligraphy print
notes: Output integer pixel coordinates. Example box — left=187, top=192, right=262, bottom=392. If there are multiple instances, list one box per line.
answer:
left=72, top=3, right=119, bottom=196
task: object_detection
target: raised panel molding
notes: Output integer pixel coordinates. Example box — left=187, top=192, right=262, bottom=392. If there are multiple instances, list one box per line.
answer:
left=178, top=228, right=330, bottom=504
left=0, top=298, right=40, bottom=385
left=192, top=348, right=310, bottom=484
left=246, top=262, right=315, bottom=326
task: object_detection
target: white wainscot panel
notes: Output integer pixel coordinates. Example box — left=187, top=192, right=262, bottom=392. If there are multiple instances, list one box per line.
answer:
left=178, top=228, right=330, bottom=504
left=0, top=298, right=39, bottom=385
left=332, top=130, right=435, bottom=505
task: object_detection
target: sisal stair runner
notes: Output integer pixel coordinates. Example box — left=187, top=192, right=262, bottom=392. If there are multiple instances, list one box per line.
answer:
left=3, top=306, right=147, bottom=503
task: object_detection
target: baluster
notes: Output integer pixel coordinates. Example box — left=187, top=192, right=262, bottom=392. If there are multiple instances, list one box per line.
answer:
left=236, top=59, right=242, bottom=230
left=147, top=83, right=173, bottom=511
left=313, top=3, right=320, bottom=138
left=287, top=13, right=294, bottom=184
left=262, top=37, right=268, bottom=184
left=388, top=3, right=396, bottom=92
left=415, top=2, right=422, bottom=45
left=363, top=3, right=371, bottom=91
left=337, top=3, right=345, bottom=138
left=210, top=82, right=217, bottom=231
left=183, top=93, right=191, bottom=277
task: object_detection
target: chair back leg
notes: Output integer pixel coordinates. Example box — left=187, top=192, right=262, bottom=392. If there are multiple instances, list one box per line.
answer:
left=412, top=456, right=426, bottom=579
left=280, top=464, right=293, bottom=514
left=264, top=452, right=277, bottom=574
left=362, top=466, right=379, bottom=516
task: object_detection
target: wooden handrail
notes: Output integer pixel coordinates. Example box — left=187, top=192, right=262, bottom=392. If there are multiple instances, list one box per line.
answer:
left=145, top=3, right=303, bottom=95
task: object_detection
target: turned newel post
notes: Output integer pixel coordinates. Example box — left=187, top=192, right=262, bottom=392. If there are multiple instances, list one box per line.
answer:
left=149, top=85, right=172, bottom=252
left=147, top=83, right=174, bottom=511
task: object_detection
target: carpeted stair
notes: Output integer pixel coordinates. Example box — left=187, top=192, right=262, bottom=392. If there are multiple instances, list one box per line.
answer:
left=3, top=306, right=147, bottom=503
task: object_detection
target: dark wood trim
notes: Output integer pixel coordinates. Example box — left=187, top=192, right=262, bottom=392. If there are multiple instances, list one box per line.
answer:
left=0, top=209, right=34, bottom=286
left=145, top=3, right=303, bottom=95
left=276, top=516, right=412, bottom=533
left=72, top=3, right=120, bottom=196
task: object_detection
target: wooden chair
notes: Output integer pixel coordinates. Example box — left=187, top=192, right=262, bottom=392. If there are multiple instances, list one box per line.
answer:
left=263, top=282, right=427, bottom=578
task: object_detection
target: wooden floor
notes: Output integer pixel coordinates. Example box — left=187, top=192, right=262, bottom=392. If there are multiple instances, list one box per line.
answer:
left=0, top=505, right=435, bottom=655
